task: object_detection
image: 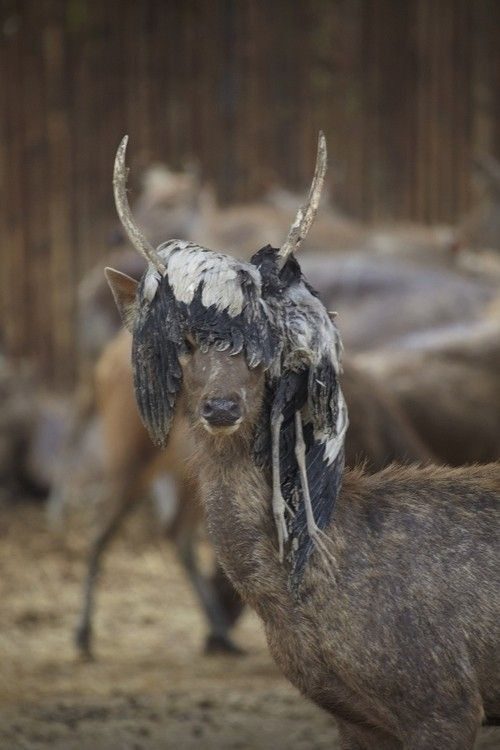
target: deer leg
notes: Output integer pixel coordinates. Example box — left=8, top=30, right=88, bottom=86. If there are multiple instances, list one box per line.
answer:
left=337, top=721, right=400, bottom=750
left=404, top=730, right=478, bottom=750
left=271, top=411, right=288, bottom=561
left=75, top=480, right=137, bottom=659
left=173, top=529, right=243, bottom=655
left=167, top=479, right=243, bottom=655
left=209, top=561, right=245, bottom=628
left=402, top=689, right=483, bottom=750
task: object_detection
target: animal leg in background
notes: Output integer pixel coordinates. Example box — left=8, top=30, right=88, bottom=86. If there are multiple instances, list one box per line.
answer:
left=75, top=474, right=140, bottom=658
left=167, top=478, right=243, bottom=654
left=208, top=561, right=245, bottom=629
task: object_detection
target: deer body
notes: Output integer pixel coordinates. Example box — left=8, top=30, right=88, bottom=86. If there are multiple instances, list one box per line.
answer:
left=198, top=432, right=499, bottom=749
left=107, top=133, right=499, bottom=748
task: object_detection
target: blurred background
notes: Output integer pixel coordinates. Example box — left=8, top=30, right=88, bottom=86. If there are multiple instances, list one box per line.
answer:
left=1, top=2, right=500, bottom=749
left=1, top=0, right=500, bottom=385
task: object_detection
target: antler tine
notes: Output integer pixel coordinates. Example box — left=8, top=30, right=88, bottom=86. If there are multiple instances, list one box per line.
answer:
left=278, top=131, right=328, bottom=267
left=113, top=135, right=166, bottom=274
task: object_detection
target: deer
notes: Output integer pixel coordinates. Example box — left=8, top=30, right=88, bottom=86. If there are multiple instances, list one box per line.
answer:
left=56, top=327, right=245, bottom=659
left=105, top=133, right=499, bottom=749
left=353, top=303, right=500, bottom=466
left=55, top=191, right=435, bottom=659
left=62, top=322, right=432, bottom=660
left=299, top=250, right=498, bottom=352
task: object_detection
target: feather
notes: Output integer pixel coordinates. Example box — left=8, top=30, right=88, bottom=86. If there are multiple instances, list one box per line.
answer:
left=252, top=248, right=348, bottom=590
left=132, top=275, right=184, bottom=448
left=131, top=240, right=348, bottom=590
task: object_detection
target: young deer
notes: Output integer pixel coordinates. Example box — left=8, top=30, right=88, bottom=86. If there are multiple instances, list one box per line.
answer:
left=107, top=134, right=499, bottom=749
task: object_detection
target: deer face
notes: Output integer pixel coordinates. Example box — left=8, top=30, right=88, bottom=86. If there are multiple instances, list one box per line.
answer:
left=105, top=267, right=268, bottom=443
left=180, top=345, right=265, bottom=437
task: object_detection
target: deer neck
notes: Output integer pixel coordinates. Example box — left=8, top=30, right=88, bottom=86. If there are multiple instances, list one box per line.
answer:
left=193, top=426, right=290, bottom=615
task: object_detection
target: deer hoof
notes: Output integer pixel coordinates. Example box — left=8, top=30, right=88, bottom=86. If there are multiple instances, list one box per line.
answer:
left=204, top=634, right=245, bottom=656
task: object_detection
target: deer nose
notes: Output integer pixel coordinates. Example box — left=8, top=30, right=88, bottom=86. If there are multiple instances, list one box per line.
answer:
left=201, top=398, right=242, bottom=427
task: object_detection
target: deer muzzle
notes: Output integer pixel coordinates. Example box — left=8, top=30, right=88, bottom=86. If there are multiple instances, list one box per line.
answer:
left=200, top=397, right=243, bottom=433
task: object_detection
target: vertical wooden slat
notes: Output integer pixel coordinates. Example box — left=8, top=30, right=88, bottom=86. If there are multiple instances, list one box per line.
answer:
left=1, top=0, right=29, bottom=360
left=43, top=0, right=75, bottom=385
left=21, top=0, right=51, bottom=376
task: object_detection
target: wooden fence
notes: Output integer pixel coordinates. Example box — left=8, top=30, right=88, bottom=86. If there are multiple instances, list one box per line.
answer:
left=1, top=0, right=499, bottom=386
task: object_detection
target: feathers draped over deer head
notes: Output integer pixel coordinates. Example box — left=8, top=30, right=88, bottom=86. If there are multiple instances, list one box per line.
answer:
left=107, top=133, right=348, bottom=587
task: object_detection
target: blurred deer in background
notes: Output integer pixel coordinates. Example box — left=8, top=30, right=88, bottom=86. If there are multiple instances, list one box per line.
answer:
left=0, top=357, right=48, bottom=501
left=110, top=162, right=203, bottom=250
left=354, top=298, right=500, bottom=466
left=106, top=133, right=499, bottom=748
left=459, top=152, right=500, bottom=253
left=301, top=250, right=499, bottom=352
left=61, top=328, right=244, bottom=659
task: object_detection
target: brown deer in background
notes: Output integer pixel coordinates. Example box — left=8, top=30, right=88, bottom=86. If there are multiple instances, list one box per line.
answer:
left=106, top=134, right=499, bottom=749
left=354, top=303, right=500, bottom=466
left=69, top=328, right=244, bottom=659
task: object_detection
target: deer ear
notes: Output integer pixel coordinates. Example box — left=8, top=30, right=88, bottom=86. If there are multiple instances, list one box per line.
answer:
left=105, top=267, right=139, bottom=332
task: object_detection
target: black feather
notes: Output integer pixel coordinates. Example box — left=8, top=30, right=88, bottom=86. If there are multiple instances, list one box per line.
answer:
left=132, top=275, right=184, bottom=448
left=255, top=252, right=346, bottom=591
left=176, top=272, right=278, bottom=370
left=308, top=354, right=340, bottom=436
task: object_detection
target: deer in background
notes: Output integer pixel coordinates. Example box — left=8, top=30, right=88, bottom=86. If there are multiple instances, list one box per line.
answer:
left=459, top=152, right=500, bottom=253
left=63, top=327, right=244, bottom=659
left=354, top=300, right=500, bottom=466
left=107, top=133, right=499, bottom=749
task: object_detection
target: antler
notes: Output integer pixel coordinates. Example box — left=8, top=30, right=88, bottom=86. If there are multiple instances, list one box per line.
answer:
left=278, top=131, right=328, bottom=267
left=113, top=136, right=166, bottom=274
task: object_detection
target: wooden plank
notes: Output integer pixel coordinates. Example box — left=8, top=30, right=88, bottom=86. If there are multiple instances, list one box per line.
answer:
left=42, top=0, right=76, bottom=386
left=1, top=0, right=28, bottom=361
left=21, top=0, right=52, bottom=376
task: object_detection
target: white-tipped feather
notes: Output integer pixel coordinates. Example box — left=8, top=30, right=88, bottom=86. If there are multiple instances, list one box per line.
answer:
left=142, top=240, right=261, bottom=318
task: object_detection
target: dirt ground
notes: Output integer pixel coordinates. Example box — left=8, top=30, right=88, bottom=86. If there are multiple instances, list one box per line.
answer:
left=0, top=503, right=498, bottom=750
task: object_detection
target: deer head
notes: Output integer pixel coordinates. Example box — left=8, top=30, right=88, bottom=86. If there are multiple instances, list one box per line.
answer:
left=106, top=134, right=330, bottom=448
left=106, top=134, right=347, bottom=585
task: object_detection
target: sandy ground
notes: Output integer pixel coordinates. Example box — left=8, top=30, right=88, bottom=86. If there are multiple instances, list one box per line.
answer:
left=0, top=503, right=498, bottom=750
